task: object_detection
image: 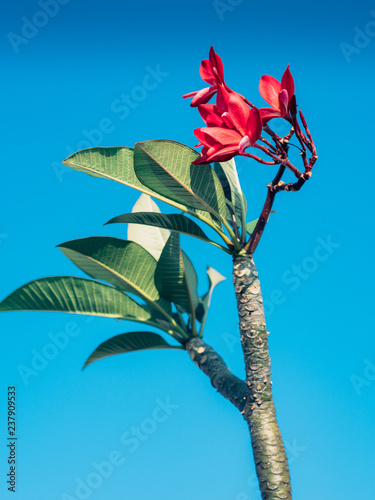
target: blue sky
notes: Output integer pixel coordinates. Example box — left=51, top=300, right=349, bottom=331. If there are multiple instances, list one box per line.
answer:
left=1, top=0, right=375, bottom=498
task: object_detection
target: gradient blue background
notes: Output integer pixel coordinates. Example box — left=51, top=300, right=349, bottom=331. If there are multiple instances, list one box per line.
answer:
left=1, top=0, right=374, bottom=498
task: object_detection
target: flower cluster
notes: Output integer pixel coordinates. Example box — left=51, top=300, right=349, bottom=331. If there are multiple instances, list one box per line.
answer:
left=184, top=47, right=316, bottom=182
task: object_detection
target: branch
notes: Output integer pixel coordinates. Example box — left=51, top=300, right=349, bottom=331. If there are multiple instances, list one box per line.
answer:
left=186, top=337, right=247, bottom=412
left=244, top=165, right=286, bottom=254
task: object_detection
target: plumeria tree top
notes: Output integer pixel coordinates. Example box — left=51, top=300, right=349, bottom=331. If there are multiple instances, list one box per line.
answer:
left=0, top=47, right=320, bottom=500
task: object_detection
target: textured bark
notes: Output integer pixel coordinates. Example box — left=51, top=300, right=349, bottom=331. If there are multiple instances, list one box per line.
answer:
left=233, top=254, right=292, bottom=500
left=186, top=337, right=247, bottom=412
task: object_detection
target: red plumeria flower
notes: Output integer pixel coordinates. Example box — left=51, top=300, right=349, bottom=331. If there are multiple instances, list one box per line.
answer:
left=259, top=65, right=295, bottom=120
left=193, top=92, right=262, bottom=164
left=183, top=47, right=228, bottom=107
left=198, top=104, right=227, bottom=128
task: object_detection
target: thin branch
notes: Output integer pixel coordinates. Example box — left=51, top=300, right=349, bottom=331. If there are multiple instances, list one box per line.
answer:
left=186, top=337, right=248, bottom=412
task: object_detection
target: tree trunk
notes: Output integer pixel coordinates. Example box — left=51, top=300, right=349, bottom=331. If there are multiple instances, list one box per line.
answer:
left=186, top=336, right=247, bottom=412
left=233, top=253, right=292, bottom=499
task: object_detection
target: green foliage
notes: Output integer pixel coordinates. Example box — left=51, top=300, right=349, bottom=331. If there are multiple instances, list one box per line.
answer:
left=155, top=233, right=199, bottom=320
left=107, top=211, right=215, bottom=247
left=196, top=267, right=226, bottom=332
left=58, top=237, right=171, bottom=313
left=0, top=139, right=264, bottom=365
left=126, top=193, right=169, bottom=260
left=0, top=276, right=152, bottom=322
left=84, top=331, right=183, bottom=368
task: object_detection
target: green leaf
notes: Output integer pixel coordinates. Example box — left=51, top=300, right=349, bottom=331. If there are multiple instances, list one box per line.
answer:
left=0, top=276, right=152, bottom=322
left=213, top=162, right=232, bottom=201
left=246, top=219, right=258, bottom=235
left=106, top=212, right=215, bottom=246
left=134, top=140, right=228, bottom=223
left=84, top=331, right=184, bottom=368
left=215, top=158, right=247, bottom=227
left=155, top=232, right=199, bottom=315
left=58, top=237, right=171, bottom=314
left=196, top=266, right=226, bottom=323
left=62, top=146, right=226, bottom=239
left=127, top=194, right=169, bottom=260
left=246, top=211, right=277, bottom=235
left=181, top=251, right=199, bottom=312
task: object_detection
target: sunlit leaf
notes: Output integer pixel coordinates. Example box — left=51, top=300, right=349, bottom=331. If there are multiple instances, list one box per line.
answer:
left=58, top=237, right=171, bottom=314
left=134, top=140, right=227, bottom=224
left=84, top=331, right=184, bottom=368
left=0, top=276, right=152, bottom=322
left=127, top=194, right=169, bottom=260
left=155, top=232, right=198, bottom=314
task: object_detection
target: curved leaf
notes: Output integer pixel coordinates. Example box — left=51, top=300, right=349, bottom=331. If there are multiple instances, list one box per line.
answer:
left=196, top=266, right=226, bottom=324
left=215, top=159, right=247, bottom=227
left=84, top=331, right=184, bottom=368
left=0, top=276, right=152, bottom=322
left=62, top=146, right=225, bottom=238
left=134, top=140, right=227, bottom=223
left=58, top=237, right=171, bottom=314
left=107, top=212, right=214, bottom=245
left=155, top=233, right=199, bottom=315
left=127, top=194, right=169, bottom=260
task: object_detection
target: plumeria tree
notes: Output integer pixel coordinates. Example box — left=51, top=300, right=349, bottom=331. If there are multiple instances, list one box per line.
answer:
left=0, top=48, right=317, bottom=499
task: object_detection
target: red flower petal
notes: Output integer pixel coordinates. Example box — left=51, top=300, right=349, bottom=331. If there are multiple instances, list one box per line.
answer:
left=278, top=90, right=289, bottom=118
left=194, top=128, right=217, bottom=147
left=221, top=112, right=235, bottom=129
left=209, top=47, right=225, bottom=83
left=281, top=65, right=295, bottom=103
left=259, top=75, right=282, bottom=109
left=190, top=87, right=217, bottom=107
left=198, top=104, right=225, bottom=127
left=182, top=90, right=198, bottom=99
left=200, top=59, right=216, bottom=85
left=207, top=145, right=239, bottom=162
left=193, top=144, right=239, bottom=164
left=246, top=107, right=262, bottom=144
left=228, top=92, right=250, bottom=136
left=259, top=107, right=281, bottom=124
left=216, top=85, right=230, bottom=114
left=200, top=127, right=241, bottom=146
left=239, top=135, right=251, bottom=154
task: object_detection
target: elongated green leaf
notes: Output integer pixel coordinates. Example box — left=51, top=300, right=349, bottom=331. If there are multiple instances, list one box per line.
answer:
left=127, top=194, right=169, bottom=260
left=62, top=146, right=224, bottom=236
left=134, top=140, right=228, bottom=223
left=181, top=252, right=199, bottom=312
left=155, top=233, right=198, bottom=314
left=215, top=159, right=247, bottom=227
left=213, top=162, right=232, bottom=201
left=196, top=266, right=226, bottom=323
left=84, top=331, right=183, bottom=368
left=58, top=237, right=171, bottom=314
left=0, top=276, right=152, bottom=322
left=107, top=212, right=215, bottom=245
